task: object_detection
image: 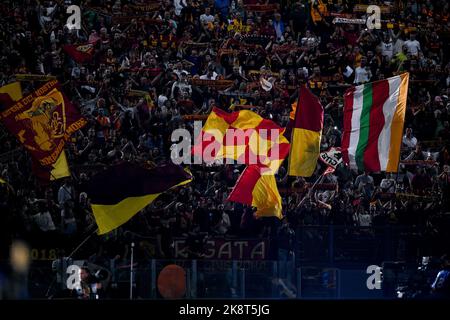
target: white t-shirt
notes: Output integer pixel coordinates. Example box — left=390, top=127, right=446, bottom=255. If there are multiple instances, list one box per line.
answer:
left=393, top=38, right=404, bottom=55
left=404, top=39, right=421, bottom=56
left=200, top=14, right=215, bottom=24
left=158, top=94, right=168, bottom=108
left=354, top=66, right=371, bottom=84
left=359, top=213, right=372, bottom=227
left=174, top=0, right=187, bottom=16
left=402, top=135, right=417, bottom=149
left=301, top=36, right=319, bottom=48
left=380, top=178, right=396, bottom=193
left=174, top=69, right=189, bottom=80
left=200, top=72, right=218, bottom=80
left=217, top=213, right=231, bottom=234
left=171, top=81, right=192, bottom=98
left=381, top=41, right=394, bottom=60
left=32, top=211, right=56, bottom=232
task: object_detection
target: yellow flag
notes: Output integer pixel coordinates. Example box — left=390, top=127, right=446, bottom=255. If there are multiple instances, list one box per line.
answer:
left=0, top=82, right=23, bottom=102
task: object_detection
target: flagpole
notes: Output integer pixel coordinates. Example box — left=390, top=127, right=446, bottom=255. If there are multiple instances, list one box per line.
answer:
left=296, top=172, right=325, bottom=209
left=45, top=228, right=98, bottom=298
left=67, top=228, right=99, bottom=259
left=130, top=242, right=135, bottom=300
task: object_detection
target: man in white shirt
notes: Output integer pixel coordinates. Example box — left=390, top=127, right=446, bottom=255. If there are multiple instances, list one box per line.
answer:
left=404, top=33, right=421, bottom=57
left=355, top=171, right=374, bottom=198
left=216, top=209, right=231, bottom=235
left=353, top=58, right=371, bottom=84
left=171, top=72, right=192, bottom=98
left=58, top=180, right=74, bottom=207
left=358, top=211, right=372, bottom=227
left=402, top=127, right=418, bottom=150
left=200, top=66, right=218, bottom=80
left=380, top=34, right=394, bottom=60
left=200, top=7, right=215, bottom=24
left=173, top=61, right=189, bottom=80
left=158, top=94, right=168, bottom=108
left=174, top=0, right=187, bottom=16
left=32, top=210, right=56, bottom=232
left=380, top=173, right=396, bottom=193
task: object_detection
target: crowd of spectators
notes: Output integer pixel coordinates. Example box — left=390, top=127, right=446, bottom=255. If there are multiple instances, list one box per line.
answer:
left=0, top=0, right=449, bottom=274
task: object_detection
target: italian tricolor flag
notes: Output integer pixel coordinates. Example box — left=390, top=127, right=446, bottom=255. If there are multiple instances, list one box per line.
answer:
left=341, top=73, right=409, bottom=172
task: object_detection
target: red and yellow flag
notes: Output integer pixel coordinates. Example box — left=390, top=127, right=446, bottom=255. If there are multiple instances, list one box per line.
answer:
left=288, top=85, right=324, bottom=177
left=0, top=82, right=22, bottom=106
left=227, top=165, right=283, bottom=219
left=0, top=80, right=87, bottom=167
left=63, top=43, right=95, bottom=63
left=192, top=107, right=290, bottom=174
left=32, top=150, right=71, bottom=182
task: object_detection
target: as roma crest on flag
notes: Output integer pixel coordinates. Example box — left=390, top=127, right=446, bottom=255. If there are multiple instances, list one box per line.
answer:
left=0, top=80, right=87, bottom=166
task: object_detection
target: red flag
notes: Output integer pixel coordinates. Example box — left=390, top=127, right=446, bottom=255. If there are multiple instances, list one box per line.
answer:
left=227, top=165, right=283, bottom=219
left=323, top=166, right=335, bottom=176
left=63, top=42, right=95, bottom=63
left=0, top=80, right=87, bottom=167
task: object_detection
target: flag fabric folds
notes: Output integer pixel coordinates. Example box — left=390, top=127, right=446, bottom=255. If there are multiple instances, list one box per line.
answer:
left=319, top=147, right=343, bottom=169
left=86, top=162, right=193, bottom=235
left=32, top=150, right=71, bottom=182
left=192, top=107, right=290, bottom=174
left=0, top=82, right=22, bottom=107
left=0, top=81, right=72, bottom=182
left=0, top=80, right=87, bottom=167
left=227, top=165, right=283, bottom=219
left=288, top=85, right=324, bottom=177
left=194, top=107, right=289, bottom=218
left=341, top=73, right=409, bottom=172
left=63, top=43, right=95, bottom=63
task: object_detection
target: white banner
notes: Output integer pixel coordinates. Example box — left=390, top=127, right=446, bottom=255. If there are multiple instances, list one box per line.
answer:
left=319, top=147, right=342, bottom=169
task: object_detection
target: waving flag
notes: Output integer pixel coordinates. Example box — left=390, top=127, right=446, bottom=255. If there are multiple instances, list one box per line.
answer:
left=86, top=163, right=193, bottom=235
left=227, top=165, right=282, bottom=219
left=32, top=150, right=70, bottom=182
left=288, top=85, right=324, bottom=177
left=0, top=82, right=22, bottom=107
left=193, top=107, right=290, bottom=174
left=63, top=42, right=95, bottom=63
left=319, top=147, right=343, bottom=169
left=341, top=73, right=409, bottom=172
left=194, top=107, right=289, bottom=218
left=0, top=80, right=87, bottom=167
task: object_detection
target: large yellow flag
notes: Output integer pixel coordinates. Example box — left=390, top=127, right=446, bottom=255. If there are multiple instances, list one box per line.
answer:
left=228, top=165, right=283, bottom=219
left=0, top=82, right=22, bottom=103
